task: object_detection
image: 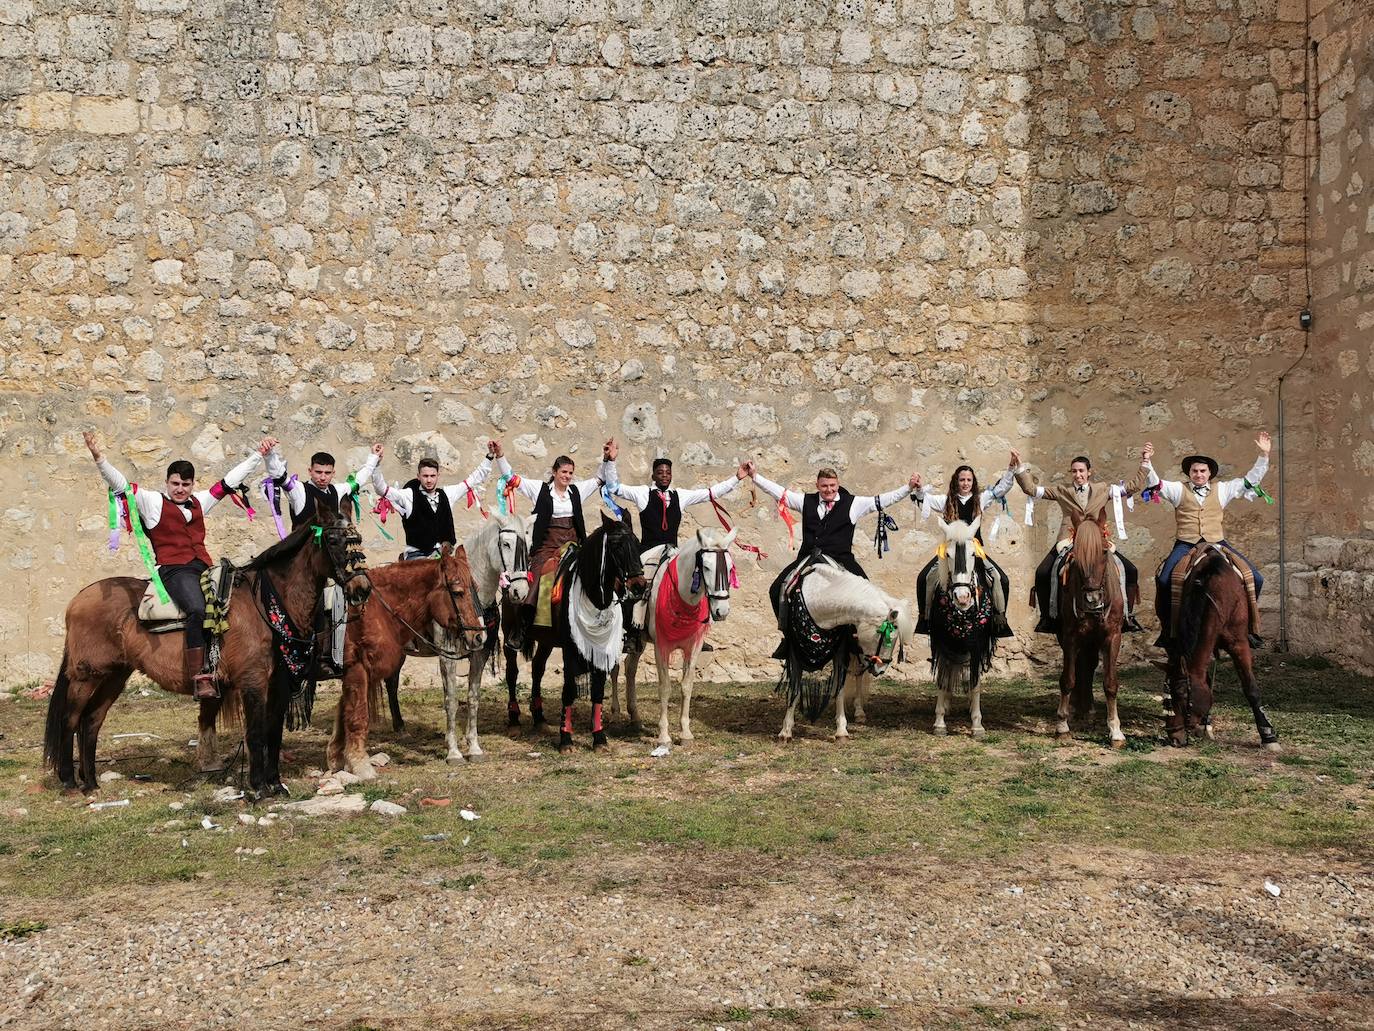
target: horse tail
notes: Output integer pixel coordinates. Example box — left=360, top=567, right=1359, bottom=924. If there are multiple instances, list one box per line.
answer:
left=217, top=685, right=243, bottom=730
left=42, top=647, right=71, bottom=770
left=1178, top=553, right=1228, bottom=659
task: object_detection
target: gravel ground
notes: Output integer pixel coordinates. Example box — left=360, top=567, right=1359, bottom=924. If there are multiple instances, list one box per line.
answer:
left=2, top=847, right=1370, bottom=1030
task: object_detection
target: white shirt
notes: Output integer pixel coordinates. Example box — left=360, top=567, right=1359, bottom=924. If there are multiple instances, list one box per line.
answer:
left=373, top=457, right=495, bottom=518
left=608, top=473, right=742, bottom=513
left=1144, top=455, right=1268, bottom=509
left=1014, top=464, right=1128, bottom=502
left=496, top=455, right=612, bottom=517
left=97, top=451, right=263, bottom=529
left=911, top=468, right=1015, bottom=515
left=264, top=447, right=380, bottom=517
left=752, top=472, right=910, bottom=523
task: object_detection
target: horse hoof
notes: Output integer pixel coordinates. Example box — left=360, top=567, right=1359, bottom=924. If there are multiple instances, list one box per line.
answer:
left=833, top=733, right=849, bottom=744
left=445, top=753, right=467, bottom=766
left=972, top=727, right=986, bottom=740
left=932, top=726, right=947, bottom=737
left=776, top=734, right=793, bottom=745
left=1111, top=738, right=1126, bottom=750
left=1054, top=732, right=1073, bottom=746
left=1264, top=741, right=1282, bottom=753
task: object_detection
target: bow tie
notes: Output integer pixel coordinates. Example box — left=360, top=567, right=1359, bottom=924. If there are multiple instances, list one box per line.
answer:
left=172, top=498, right=194, bottom=509
left=1075, top=485, right=1087, bottom=495
left=1191, top=484, right=1210, bottom=497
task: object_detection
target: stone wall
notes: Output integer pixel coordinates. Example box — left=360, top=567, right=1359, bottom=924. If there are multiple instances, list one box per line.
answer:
left=1286, top=0, right=1373, bottom=672
left=0, top=0, right=1326, bottom=684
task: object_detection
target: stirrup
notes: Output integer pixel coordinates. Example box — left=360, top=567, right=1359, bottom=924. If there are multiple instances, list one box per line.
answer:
left=192, top=674, right=219, bottom=702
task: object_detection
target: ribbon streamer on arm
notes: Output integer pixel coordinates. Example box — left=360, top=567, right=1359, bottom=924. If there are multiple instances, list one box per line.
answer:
left=601, top=484, right=625, bottom=519
left=1024, top=499, right=1034, bottom=526
left=707, top=488, right=766, bottom=562
left=1244, top=479, right=1275, bottom=504
left=872, top=496, right=898, bottom=559
left=120, top=486, right=170, bottom=604
left=370, top=494, right=395, bottom=541
left=497, top=474, right=521, bottom=516
left=777, top=495, right=797, bottom=550
left=107, top=488, right=131, bottom=551
left=261, top=474, right=294, bottom=541
left=344, top=474, right=363, bottom=521
left=1112, top=483, right=1128, bottom=541
left=988, top=496, right=1009, bottom=544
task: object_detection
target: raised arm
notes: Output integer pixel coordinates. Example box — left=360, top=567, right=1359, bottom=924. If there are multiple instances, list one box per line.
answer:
left=1138, top=441, right=1181, bottom=506
left=198, top=439, right=269, bottom=515
left=848, top=477, right=919, bottom=522
left=609, top=481, right=652, bottom=511
left=752, top=471, right=804, bottom=512
left=676, top=466, right=749, bottom=509
left=336, top=444, right=383, bottom=501
left=442, top=454, right=495, bottom=509
left=495, top=455, right=542, bottom=503
left=86, top=430, right=164, bottom=525
left=1219, top=432, right=1271, bottom=506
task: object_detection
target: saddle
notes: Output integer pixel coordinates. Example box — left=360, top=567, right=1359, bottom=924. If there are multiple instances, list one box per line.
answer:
left=1165, top=542, right=1259, bottom=637
left=137, top=560, right=234, bottom=635
left=779, top=564, right=850, bottom=674
left=534, top=543, right=579, bottom=629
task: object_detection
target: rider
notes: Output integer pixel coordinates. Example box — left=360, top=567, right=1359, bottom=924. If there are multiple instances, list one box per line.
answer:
left=1015, top=452, right=1149, bottom=635
left=910, top=453, right=1017, bottom=638
left=495, top=439, right=617, bottom=627
left=265, top=442, right=385, bottom=676
left=85, top=430, right=271, bottom=700
left=604, top=455, right=751, bottom=643
left=1140, top=434, right=1271, bottom=648
left=752, top=464, right=919, bottom=654
left=373, top=447, right=496, bottom=560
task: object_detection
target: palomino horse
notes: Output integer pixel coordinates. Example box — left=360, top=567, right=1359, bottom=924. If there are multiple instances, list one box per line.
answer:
left=44, top=508, right=371, bottom=797
left=1055, top=509, right=1126, bottom=747
left=776, top=559, right=916, bottom=742
left=523, top=514, right=647, bottom=753
left=381, top=513, right=532, bottom=759
left=927, top=516, right=997, bottom=738
left=1161, top=547, right=1279, bottom=750
left=328, top=545, right=486, bottom=779
left=615, top=527, right=738, bottom=749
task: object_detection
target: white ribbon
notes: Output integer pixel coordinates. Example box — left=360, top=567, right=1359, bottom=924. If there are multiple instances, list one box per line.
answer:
left=1024, top=499, right=1034, bottom=526
left=1112, top=492, right=1128, bottom=541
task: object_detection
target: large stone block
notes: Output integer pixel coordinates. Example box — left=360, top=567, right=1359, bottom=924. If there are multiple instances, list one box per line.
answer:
left=71, top=97, right=138, bottom=134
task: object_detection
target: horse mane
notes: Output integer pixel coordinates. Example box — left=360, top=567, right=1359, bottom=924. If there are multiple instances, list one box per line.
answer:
left=1069, top=518, right=1117, bottom=602
left=239, top=520, right=318, bottom=572
left=1177, top=551, right=1232, bottom=658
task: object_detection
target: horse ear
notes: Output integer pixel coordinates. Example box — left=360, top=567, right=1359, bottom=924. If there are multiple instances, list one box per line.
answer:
left=723, top=527, right=738, bottom=548
left=968, top=516, right=981, bottom=536
left=440, top=542, right=451, bottom=558
left=1096, top=508, right=1108, bottom=527
left=601, top=512, right=618, bottom=529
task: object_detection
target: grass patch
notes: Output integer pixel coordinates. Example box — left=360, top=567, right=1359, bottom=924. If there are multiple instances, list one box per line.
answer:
left=0, top=919, right=47, bottom=940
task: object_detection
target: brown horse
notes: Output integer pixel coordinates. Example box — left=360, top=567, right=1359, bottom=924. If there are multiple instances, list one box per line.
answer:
left=1160, top=549, right=1279, bottom=750
left=1054, top=509, right=1128, bottom=747
left=44, top=508, right=371, bottom=797
left=328, top=545, right=487, bottom=779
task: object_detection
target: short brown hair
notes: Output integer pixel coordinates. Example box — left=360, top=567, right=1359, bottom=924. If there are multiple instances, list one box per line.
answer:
left=816, top=467, right=839, bottom=481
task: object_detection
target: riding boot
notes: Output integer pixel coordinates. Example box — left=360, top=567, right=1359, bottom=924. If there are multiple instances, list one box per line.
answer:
left=995, top=616, right=1014, bottom=639
left=770, top=638, right=787, bottom=660
left=185, top=646, right=218, bottom=701
left=1123, top=613, right=1145, bottom=633
left=1033, top=615, right=1057, bottom=634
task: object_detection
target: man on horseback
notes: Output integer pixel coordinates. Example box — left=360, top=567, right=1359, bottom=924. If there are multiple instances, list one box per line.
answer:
left=84, top=430, right=272, bottom=700
left=372, top=448, right=496, bottom=559
left=752, top=465, right=919, bottom=656
left=911, top=453, right=1017, bottom=638
left=1140, top=434, right=1270, bottom=648
left=265, top=442, right=385, bottom=677
left=1015, top=451, right=1149, bottom=635
left=605, top=456, right=751, bottom=644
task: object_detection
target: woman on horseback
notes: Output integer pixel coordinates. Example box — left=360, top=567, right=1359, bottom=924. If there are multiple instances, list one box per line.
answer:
left=495, top=439, right=618, bottom=629
left=912, top=453, right=1017, bottom=637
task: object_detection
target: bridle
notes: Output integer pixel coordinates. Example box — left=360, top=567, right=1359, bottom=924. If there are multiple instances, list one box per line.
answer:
left=856, top=615, right=900, bottom=677
left=495, top=526, right=530, bottom=595
left=370, top=550, right=485, bottom=660
left=316, top=522, right=371, bottom=604
left=692, top=546, right=734, bottom=623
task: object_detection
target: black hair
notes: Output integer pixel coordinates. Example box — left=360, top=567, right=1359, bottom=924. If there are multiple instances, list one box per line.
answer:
left=652, top=457, right=673, bottom=471
left=418, top=458, right=439, bottom=473
left=310, top=451, right=336, bottom=467
left=548, top=455, right=575, bottom=483
left=1070, top=456, right=1092, bottom=470
left=166, top=460, right=195, bottom=481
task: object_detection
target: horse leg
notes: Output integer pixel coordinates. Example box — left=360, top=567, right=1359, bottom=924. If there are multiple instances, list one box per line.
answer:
left=559, top=658, right=576, bottom=753
left=239, top=673, right=271, bottom=800
left=77, top=675, right=123, bottom=793
left=441, top=649, right=466, bottom=765
left=854, top=670, right=870, bottom=725
left=1056, top=643, right=1074, bottom=743
left=531, top=641, right=551, bottom=727
left=1104, top=633, right=1125, bottom=749
left=385, top=670, right=403, bottom=733
left=609, top=661, right=621, bottom=717
left=624, top=648, right=641, bottom=727
left=338, top=665, right=376, bottom=781
left=504, top=641, right=522, bottom=727
left=778, top=698, right=797, bottom=742
left=1231, top=641, right=1279, bottom=750
left=264, top=676, right=290, bottom=795
left=934, top=680, right=948, bottom=737
left=591, top=670, right=609, bottom=752
left=197, top=697, right=225, bottom=773
left=464, top=653, right=484, bottom=760
left=969, top=671, right=985, bottom=739
left=834, top=668, right=850, bottom=742
left=679, top=650, right=698, bottom=744
left=656, top=650, right=674, bottom=748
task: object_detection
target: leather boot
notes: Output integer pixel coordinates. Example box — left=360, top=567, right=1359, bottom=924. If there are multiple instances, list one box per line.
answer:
left=185, top=646, right=219, bottom=701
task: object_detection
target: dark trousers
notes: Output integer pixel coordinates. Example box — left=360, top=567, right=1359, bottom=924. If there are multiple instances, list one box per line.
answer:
left=1034, top=547, right=1139, bottom=617
left=1157, top=539, right=1263, bottom=593
left=769, top=550, right=866, bottom=619
left=160, top=560, right=209, bottom=649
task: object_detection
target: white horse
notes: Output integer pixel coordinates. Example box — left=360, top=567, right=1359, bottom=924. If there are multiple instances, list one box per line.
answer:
left=614, top=527, right=737, bottom=749
left=776, top=559, right=916, bottom=742
left=439, top=512, right=530, bottom=762
left=927, top=516, right=996, bottom=739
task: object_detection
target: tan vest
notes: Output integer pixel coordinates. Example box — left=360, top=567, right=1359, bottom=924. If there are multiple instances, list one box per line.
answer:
left=1174, top=486, right=1225, bottom=543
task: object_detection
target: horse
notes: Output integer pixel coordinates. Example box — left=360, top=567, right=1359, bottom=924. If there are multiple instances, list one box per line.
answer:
left=523, top=514, right=647, bottom=753
left=377, top=513, right=532, bottom=757
left=926, top=516, right=998, bottom=738
left=327, top=544, right=487, bottom=778
left=1054, top=509, right=1126, bottom=747
left=614, top=527, right=737, bottom=749
left=1161, top=548, right=1279, bottom=750
left=775, top=558, right=916, bottom=743
left=44, top=507, right=370, bottom=797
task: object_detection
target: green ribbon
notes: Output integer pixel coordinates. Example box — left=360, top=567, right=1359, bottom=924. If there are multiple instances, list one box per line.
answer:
left=345, top=474, right=363, bottom=520
left=114, top=487, right=170, bottom=604
left=312, top=525, right=324, bottom=544
left=1244, top=479, right=1275, bottom=505
left=877, top=618, right=895, bottom=651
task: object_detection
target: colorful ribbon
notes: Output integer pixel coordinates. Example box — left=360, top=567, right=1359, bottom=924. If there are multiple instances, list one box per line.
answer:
left=1111, top=485, right=1128, bottom=541
left=106, top=488, right=131, bottom=551
left=872, top=496, right=897, bottom=559
left=1244, top=479, right=1275, bottom=504
left=988, top=496, right=1009, bottom=544
left=261, top=474, right=295, bottom=540
left=777, top=496, right=797, bottom=549
left=110, top=486, right=169, bottom=604
left=497, top=474, right=521, bottom=516
left=344, top=474, right=363, bottom=520
left=601, top=484, right=625, bottom=519
left=707, top=488, right=766, bottom=561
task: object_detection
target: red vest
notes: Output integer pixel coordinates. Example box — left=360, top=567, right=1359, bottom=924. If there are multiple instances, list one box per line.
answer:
left=144, top=495, right=213, bottom=567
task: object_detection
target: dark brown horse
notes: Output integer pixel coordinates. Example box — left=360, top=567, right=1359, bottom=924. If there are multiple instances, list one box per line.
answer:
left=328, top=545, right=486, bottom=778
left=523, top=514, right=647, bottom=753
left=1054, top=510, right=1128, bottom=747
left=1160, top=548, right=1278, bottom=750
left=44, top=508, right=370, bottom=796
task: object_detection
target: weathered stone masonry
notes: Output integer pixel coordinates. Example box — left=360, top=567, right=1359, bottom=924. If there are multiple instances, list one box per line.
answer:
left=0, top=0, right=1358, bottom=682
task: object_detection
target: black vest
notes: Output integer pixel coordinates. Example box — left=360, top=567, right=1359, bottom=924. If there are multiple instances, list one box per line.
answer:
left=291, top=481, right=341, bottom=530
left=950, top=494, right=985, bottom=543
left=800, top=490, right=857, bottom=561
left=639, top=488, right=682, bottom=550
left=531, top=482, right=585, bottom=554
left=401, top=480, right=456, bottom=554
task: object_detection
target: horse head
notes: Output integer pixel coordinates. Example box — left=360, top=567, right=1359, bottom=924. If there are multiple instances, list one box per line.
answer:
left=937, top=515, right=982, bottom=613
left=600, top=512, right=648, bottom=600
left=434, top=543, right=487, bottom=655
left=491, top=510, right=531, bottom=606
left=855, top=597, right=914, bottom=676
left=693, top=526, right=738, bottom=623
left=1067, top=509, right=1110, bottom=619
left=316, top=506, right=371, bottom=606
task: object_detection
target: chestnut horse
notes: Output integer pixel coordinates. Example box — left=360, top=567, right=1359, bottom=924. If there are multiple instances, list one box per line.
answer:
left=1055, top=509, right=1127, bottom=748
left=328, top=545, right=487, bottom=779
left=1161, top=548, right=1279, bottom=750
left=44, top=508, right=370, bottom=797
